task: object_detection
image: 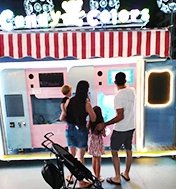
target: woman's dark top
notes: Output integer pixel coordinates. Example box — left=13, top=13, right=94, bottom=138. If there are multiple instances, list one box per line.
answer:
left=66, top=96, right=88, bottom=127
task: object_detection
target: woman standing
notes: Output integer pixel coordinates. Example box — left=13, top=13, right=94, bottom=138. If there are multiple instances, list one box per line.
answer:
left=60, top=80, right=96, bottom=188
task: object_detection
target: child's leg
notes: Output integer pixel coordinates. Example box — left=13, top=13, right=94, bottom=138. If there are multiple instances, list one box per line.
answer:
left=92, top=156, right=101, bottom=178
left=92, top=156, right=96, bottom=176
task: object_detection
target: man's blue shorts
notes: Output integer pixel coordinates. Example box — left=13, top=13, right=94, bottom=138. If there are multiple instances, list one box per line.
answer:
left=65, top=123, right=88, bottom=148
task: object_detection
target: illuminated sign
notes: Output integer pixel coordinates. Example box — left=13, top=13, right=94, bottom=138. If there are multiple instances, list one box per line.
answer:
left=0, top=0, right=150, bottom=31
left=87, top=8, right=149, bottom=27
left=108, top=69, right=134, bottom=85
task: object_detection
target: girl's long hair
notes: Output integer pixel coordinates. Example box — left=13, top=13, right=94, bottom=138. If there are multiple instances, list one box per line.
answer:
left=89, top=106, right=104, bottom=134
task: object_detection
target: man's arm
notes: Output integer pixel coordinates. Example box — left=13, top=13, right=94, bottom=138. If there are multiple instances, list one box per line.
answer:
left=105, top=108, right=124, bottom=126
left=96, top=108, right=124, bottom=130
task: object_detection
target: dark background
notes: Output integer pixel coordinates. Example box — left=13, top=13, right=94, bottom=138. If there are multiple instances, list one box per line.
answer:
left=0, top=0, right=168, bottom=27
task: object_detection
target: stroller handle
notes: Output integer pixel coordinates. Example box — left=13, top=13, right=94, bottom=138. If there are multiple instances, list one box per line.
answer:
left=44, top=132, right=54, bottom=140
left=41, top=132, right=55, bottom=154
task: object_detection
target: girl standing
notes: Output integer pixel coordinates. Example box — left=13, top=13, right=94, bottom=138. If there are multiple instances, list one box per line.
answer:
left=88, top=106, right=106, bottom=182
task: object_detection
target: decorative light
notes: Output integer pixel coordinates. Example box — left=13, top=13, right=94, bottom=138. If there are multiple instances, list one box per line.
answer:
left=100, top=0, right=108, bottom=8
left=89, top=0, right=120, bottom=11
left=23, top=0, right=54, bottom=15
left=109, top=0, right=120, bottom=9
left=130, top=9, right=140, bottom=22
left=110, top=8, right=117, bottom=25
left=34, top=3, right=42, bottom=12
left=87, top=8, right=150, bottom=27
left=118, top=9, right=129, bottom=23
left=61, top=0, right=85, bottom=27
left=140, top=8, right=150, bottom=22
left=14, top=16, right=25, bottom=29
left=99, top=9, right=111, bottom=24
left=49, top=10, right=61, bottom=27
left=0, top=1, right=150, bottom=31
left=37, top=12, right=48, bottom=27
left=0, top=9, right=14, bottom=31
left=89, top=0, right=99, bottom=10
left=157, top=0, right=176, bottom=13
left=25, top=14, right=38, bottom=28
left=87, top=9, right=100, bottom=27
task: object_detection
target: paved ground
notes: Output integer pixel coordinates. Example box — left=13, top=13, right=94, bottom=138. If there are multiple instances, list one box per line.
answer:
left=0, top=156, right=176, bottom=189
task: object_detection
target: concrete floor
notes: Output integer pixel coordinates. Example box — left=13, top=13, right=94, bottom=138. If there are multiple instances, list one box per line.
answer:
left=0, top=156, right=176, bottom=189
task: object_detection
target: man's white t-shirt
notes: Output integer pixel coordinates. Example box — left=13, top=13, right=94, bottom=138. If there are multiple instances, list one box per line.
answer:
left=113, top=87, right=135, bottom=132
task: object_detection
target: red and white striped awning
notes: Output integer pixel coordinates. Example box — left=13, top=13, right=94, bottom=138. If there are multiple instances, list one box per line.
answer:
left=0, top=29, right=170, bottom=59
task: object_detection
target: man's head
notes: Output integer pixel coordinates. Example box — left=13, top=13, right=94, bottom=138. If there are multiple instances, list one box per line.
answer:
left=115, top=72, right=126, bottom=86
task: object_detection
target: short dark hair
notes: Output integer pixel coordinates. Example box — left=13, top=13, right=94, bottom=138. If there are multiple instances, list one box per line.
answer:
left=115, top=72, right=126, bottom=86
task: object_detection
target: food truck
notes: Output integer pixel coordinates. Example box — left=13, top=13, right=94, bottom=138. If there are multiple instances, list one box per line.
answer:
left=0, top=0, right=175, bottom=160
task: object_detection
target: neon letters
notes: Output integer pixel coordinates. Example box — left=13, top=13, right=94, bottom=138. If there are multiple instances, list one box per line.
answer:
left=0, top=1, right=150, bottom=31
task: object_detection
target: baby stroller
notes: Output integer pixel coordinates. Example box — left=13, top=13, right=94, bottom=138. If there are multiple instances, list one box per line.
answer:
left=41, top=132, right=104, bottom=189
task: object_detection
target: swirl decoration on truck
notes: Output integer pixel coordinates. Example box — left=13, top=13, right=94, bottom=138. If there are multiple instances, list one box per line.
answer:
left=23, top=0, right=55, bottom=15
left=89, top=0, right=120, bottom=11
left=157, top=0, right=176, bottom=13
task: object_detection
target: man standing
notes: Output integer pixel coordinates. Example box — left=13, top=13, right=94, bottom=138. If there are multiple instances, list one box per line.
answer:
left=100, top=72, right=135, bottom=185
